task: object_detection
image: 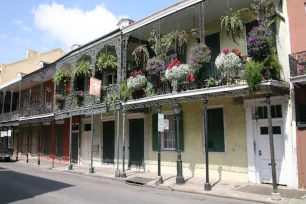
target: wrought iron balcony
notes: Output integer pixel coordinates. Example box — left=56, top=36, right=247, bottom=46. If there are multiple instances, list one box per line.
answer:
left=289, top=51, right=306, bottom=77
left=20, top=102, right=54, bottom=118
left=0, top=111, right=20, bottom=122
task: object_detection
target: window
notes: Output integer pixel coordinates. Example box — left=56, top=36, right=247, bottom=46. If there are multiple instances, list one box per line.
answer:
left=260, top=126, right=281, bottom=135
left=257, top=105, right=282, bottom=119
left=84, top=124, right=91, bottom=131
left=206, top=108, right=225, bottom=152
left=162, top=114, right=176, bottom=150
left=205, top=32, right=220, bottom=62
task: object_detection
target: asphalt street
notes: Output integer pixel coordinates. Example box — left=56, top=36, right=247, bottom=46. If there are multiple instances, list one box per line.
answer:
left=0, top=161, right=259, bottom=204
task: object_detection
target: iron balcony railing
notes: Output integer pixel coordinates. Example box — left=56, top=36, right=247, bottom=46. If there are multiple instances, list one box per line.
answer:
left=289, top=51, right=306, bottom=77
left=20, top=102, right=54, bottom=117
left=0, top=110, right=20, bottom=122
left=55, top=85, right=119, bottom=112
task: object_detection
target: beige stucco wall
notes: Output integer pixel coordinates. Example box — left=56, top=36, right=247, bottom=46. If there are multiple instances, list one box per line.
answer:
left=146, top=98, right=248, bottom=182
left=0, top=48, right=64, bottom=86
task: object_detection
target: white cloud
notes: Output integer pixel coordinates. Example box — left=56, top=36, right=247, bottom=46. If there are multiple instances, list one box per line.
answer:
left=14, top=37, right=21, bottom=43
left=32, top=2, right=124, bottom=49
left=13, top=20, right=23, bottom=25
left=22, top=26, right=32, bottom=32
left=0, top=34, right=8, bottom=39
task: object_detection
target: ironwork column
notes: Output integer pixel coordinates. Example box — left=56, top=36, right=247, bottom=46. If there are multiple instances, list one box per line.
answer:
left=2, top=90, right=6, bottom=115
left=52, top=121, right=55, bottom=168
left=16, top=125, right=20, bottom=161
left=38, top=122, right=41, bottom=165
left=203, top=99, right=211, bottom=191
left=173, top=103, right=184, bottom=184
left=40, top=74, right=44, bottom=114
left=121, top=109, right=127, bottom=178
left=89, top=114, right=95, bottom=174
left=10, top=87, right=13, bottom=114
left=68, top=116, right=73, bottom=170
left=27, top=124, right=30, bottom=163
left=157, top=105, right=163, bottom=184
left=266, top=95, right=281, bottom=200
left=115, top=98, right=121, bottom=177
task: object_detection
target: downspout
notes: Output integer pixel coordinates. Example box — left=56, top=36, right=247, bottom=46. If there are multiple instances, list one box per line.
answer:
left=275, top=0, right=285, bottom=21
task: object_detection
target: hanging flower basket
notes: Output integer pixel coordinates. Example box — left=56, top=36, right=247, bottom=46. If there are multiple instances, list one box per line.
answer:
left=189, top=42, right=212, bottom=70
left=74, top=91, right=84, bottom=106
left=146, top=57, right=165, bottom=76
left=54, top=94, right=65, bottom=110
left=127, top=70, right=147, bottom=90
left=165, top=60, right=191, bottom=82
left=96, top=54, right=118, bottom=73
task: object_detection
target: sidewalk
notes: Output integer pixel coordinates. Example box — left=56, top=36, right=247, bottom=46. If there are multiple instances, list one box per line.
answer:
left=16, top=157, right=305, bottom=204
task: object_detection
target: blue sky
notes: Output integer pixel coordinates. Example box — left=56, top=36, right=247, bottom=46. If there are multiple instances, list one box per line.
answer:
left=0, top=0, right=177, bottom=64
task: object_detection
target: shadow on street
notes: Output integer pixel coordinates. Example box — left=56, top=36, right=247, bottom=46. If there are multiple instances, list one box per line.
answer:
left=0, top=167, right=73, bottom=204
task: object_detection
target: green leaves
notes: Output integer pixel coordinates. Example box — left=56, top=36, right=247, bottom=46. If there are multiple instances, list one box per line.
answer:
left=132, top=45, right=150, bottom=67
left=53, top=70, right=71, bottom=86
left=120, top=82, right=132, bottom=102
left=251, top=0, right=276, bottom=27
left=73, top=59, right=91, bottom=77
left=243, top=60, right=264, bottom=91
left=221, top=8, right=244, bottom=44
left=96, top=54, right=117, bottom=72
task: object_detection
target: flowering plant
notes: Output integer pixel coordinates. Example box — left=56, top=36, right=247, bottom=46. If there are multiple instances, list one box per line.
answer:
left=146, top=57, right=165, bottom=76
left=127, top=70, right=147, bottom=90
left=215, top=48, right=245, bottom=78
left=247, top=26, right=274, bottom=60
left=165, top=60, right=191, bottom=82
left=190, top=42, right=211, bottom=70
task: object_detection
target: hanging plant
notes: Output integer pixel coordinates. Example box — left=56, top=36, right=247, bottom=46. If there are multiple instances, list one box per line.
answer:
left=190, top=42, right=212, bottom=70
left=132, top=44, right=149, bottom=67
left=146, top=57, right=165, bottom=76
left=54, top=94, right=65, bottom=110
left=53, top=70, right=71, bottom=86
left=73, top=59, right=91, bottom=77
left=251, top=0, right=276, bottom=27
left=96, top=54, right=118, bottom=72
left=105, top=93, right=118, bottom=110
left=221, top=8, right=244, bottom=43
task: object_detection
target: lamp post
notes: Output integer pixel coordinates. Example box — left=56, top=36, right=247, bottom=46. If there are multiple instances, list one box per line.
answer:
left=89, top=114, right=94, bottom=174
left=115, top=98, right=121, bottom=177
left=157, top=105, right=163, bottom=184
left=68, top=116, right=73, bottom=170
left=203, top=99, right=211, bottom=191
left=173, top=103, right=184, bottom=184
left=266, top=95, right=281, bottom=200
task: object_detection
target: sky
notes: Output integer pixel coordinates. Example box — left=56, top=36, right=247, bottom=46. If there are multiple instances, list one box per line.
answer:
left=0, top=0, right=178, bottom=64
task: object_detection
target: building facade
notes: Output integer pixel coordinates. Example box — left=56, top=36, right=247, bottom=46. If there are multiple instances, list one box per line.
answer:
left=0, top=0, right=301, bottom=190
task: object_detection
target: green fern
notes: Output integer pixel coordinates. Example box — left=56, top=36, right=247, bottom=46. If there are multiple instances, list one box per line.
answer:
left=132, top=45, right=150, bottom=66
left=243, top=60, right=264, bottom=91
left=96, top=54, right=118, bottom=72
left=53, top=70, right=71, bottom=86
left=73, top=59, right=91, bottom=77
left=221, top=8, right=244, bottom=44
left=120, top=82, right=132, bottom=102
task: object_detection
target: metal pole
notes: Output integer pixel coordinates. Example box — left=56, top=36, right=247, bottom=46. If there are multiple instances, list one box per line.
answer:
left=68, top=116, right=73, bottom=170
left=26, top=124, right=29, bottom=163
left=121, top=110, right=127, bottom=178
left=204, top=99, right=211, bottom=191
left=174, top=103, right=184, bottom=184
left=115, top=99, right=121, bottom=177
left=52, top=121, right=55, bottom=168
left=89, top=114, right=94, bottom=174
left=38, top=123, right=41, bottom=165
left=16, top=125, right=19, bottom=161
left=266, top=95, right=281, bottom=200
left=157, top=105, right=163, bottom=184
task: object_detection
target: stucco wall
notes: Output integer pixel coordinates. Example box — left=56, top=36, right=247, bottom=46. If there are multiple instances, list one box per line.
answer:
left=146, top=98, right=248, bottom=182
left=0, top=48, right=64, bottom=86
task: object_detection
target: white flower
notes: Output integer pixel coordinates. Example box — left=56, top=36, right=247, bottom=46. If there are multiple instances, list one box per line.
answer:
left=165, top=64, right=190, bottom=81
left=215, top=52, right=242, bottom=77
left=127, top=75, right=147, bottom=90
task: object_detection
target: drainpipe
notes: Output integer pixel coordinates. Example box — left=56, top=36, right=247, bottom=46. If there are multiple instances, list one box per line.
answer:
left=274, top=0, right=285, bottom=22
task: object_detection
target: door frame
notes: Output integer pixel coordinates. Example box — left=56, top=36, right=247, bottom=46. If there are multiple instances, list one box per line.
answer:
left=244, top=96, right=297, bottom=188
left=127, top=113, right=147, bottom=169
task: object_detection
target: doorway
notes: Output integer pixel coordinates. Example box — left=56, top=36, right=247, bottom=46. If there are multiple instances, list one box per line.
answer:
left=258, top=124, right=286, bottom=185
left=129, top=118, right=144, bottom=167
left=103, top=121, right=115, bottom=164
left=81, top=123, right=91, bottom=165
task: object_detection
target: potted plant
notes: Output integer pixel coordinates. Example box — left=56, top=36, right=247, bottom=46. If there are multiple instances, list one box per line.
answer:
left=53, top=70, right=71, bottom=86
left=165, top=60, right=191, bottom=92
left=73, top=59, right=91, bottom=77
left=190, top=42, right=212, bottom=70
left=243, top=60, right=264, bottom=91
left=132, top=45, right=149, bottom=67
left=54, top=94, right=65, bottom=110
left=74, top=90, right=84, bottom=106
left=127, top=70, right=147, bottom=99
left=220, top=8, right=244, bottom=43
left=247, top=26, right=274, bottom=61
left=119, top=82, right=132, bottom=102
left=96, top=54, right=117, bottom=72
left=215, top=48, right=247, bottom=83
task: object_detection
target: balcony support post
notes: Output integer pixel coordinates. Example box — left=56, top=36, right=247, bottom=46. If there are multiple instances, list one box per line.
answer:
left=10, top=87, right=13, bottom=114
left=203, top=99, right=211, bottom=191
left=68, top=116, right=73, bottom=170
left=115, top=99, right=121, bottom=178
left=89, top=114, right=94, bottom=174
left=2, top=89, right=6, bottom=115
left=40, top=74, right=44, bottom=113
left=120, top=109, right=126, bottom=178
left=29, top=80, right=32, bottom=116
left=121, top=33, right=130, bottom=82
left=38, top=122, right=41, bottom=165
left=18, top=81, right=22, bottom=116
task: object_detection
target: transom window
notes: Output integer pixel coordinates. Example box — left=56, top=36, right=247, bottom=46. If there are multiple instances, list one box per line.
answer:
left=256, top=105, right=282, bottom=119
left=162, top=114, right=176, bottom=150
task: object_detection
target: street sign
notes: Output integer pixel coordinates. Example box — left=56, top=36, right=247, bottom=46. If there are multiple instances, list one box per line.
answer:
left=164, top=119, right=169, bottom=130
left=89, top=77, right=102, bottom=97
left=158, top=113, right=164, bottom=132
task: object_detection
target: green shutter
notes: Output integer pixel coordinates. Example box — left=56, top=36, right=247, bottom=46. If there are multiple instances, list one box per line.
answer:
left=207, top=108, right=225, bottom=152
left=175, top=113, right=184, bottom=151
left=152, top=114, right=158, bottom=151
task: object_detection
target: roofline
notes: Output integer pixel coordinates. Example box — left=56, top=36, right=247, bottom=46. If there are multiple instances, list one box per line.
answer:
left=122, top=0, right=204, bottom=34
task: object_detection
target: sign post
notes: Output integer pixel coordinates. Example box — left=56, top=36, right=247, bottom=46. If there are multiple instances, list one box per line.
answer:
left=89, top=77, right=102, bottom=97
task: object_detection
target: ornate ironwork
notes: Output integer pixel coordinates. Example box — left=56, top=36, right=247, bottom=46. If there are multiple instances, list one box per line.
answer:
left=122, top=33, right=130, bottom=82
left=122, top=84, right=289, bottom=110
left=289, top=51, right=306, bottom=77
left=192, top=0, right=211, bottom=42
